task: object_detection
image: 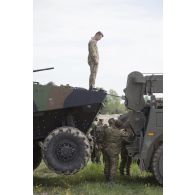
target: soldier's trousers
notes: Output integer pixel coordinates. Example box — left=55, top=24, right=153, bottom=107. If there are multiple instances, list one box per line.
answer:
left=95, top=148, right=101, bottom=163
left=89, top=63, right=98, bottom=88
left=119, top=146, right=132, bottom=175
left=91, top=144, right=101, bottom=163
left=103, top=150, right=119, bottom=182
left=91, top=147, right=96, bottom=163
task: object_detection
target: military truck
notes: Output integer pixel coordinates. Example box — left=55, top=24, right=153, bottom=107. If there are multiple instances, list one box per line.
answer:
left=33, top=68, right=107, bottom=174
left=118, top=71, right=163, bottom=184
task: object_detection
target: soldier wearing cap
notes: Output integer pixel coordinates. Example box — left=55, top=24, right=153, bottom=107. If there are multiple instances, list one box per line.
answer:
left=88, top=31, right=104, bottom=90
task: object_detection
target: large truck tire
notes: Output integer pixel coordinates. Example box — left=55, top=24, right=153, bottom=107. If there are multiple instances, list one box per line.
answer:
left=152, top=144, right=163, bottom=185
left=33, top=141, right=42, bottom=170
left=42, top=126, right=90, bottom=175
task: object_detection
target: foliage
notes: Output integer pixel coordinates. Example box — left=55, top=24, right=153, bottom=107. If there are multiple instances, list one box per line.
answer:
left=101, top=89, right=127, bottom=114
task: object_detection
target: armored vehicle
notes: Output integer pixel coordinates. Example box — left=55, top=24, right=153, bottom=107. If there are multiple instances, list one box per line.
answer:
left=33, top=68, right=107, bottom=174
left=119, top=71, right=163, bottom=184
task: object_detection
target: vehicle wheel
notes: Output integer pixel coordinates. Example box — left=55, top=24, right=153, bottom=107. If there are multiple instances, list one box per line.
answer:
left=152, top=144, right=163, bottom=185
left=33, top=141, right=42, bottom=170
left=42, top=126, right=90, bottom=175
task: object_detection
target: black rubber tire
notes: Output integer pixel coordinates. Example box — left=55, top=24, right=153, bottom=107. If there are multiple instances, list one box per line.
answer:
left=42, top=126, right=90, bottom=175
left=33, top=141, right=42, bottom=170
left=152, top=144, right=163, bottom=185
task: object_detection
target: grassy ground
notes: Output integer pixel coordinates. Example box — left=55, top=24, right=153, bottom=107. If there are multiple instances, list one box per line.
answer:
left=33, top=161, right=163, bottom=195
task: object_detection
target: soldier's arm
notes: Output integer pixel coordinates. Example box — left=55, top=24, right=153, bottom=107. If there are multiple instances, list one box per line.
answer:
left=125, top=127, right=134, bottom=137
left=90, top=124, right=96, bottom=138
left=98, top=128, right=104, bottom=144
left=118, top=111, right=133, bottom=129
left=101, top=125, right=107, bottom=139
left=120, top=129, right=131, bottom=143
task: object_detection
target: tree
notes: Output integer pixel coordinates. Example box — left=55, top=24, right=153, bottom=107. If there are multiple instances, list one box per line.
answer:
left=101, top=89, right=127, bottom=114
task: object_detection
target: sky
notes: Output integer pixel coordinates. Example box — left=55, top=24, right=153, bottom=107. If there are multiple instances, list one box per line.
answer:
left=33, top=0, right=162, bottom=95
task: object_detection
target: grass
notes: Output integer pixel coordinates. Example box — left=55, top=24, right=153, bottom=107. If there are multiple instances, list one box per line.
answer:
left=33, top=161, right=163, bottom=195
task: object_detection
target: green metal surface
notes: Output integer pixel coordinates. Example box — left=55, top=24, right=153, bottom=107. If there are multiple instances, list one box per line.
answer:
left=33, top=83, right=50, bottom=111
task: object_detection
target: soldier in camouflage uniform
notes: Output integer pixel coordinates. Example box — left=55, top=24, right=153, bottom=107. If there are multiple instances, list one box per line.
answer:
left=116, top=112, right=135, bottom=176
left=88, top=31, right=104, bottom=89
left=86, top=131, right=94, bottom=157
left=102, top=118, right=128, bottom=183
left=94, top=119, right=104, bottom=163
left=120, top=131, right=132, bottom=176
left=90, top=119, right=104, bottom=163
left=88, top=121, right=97, bottom=163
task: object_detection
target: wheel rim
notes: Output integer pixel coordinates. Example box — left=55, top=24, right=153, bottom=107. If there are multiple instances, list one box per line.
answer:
left=55, top=140, right=77, bottom=162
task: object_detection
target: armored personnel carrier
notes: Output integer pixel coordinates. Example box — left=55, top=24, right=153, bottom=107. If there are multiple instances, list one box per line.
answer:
left=33, top=68, right=107, bottom=174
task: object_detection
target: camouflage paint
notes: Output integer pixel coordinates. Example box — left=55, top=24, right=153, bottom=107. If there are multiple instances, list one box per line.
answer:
left=33, top=83, right=50, bottom=111
left=33, top=83, right=73, bottom=111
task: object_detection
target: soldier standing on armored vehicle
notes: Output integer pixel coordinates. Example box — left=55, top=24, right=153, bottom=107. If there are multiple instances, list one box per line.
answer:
left=102, top=118, right=129, bottom=183
left=88, top=31, right=104, bottom=90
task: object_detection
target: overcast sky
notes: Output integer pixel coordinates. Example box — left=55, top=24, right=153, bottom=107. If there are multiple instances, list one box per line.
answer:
left=33, top=0, right=162, bottom=95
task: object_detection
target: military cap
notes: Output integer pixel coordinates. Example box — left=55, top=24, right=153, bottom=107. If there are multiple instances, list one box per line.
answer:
left=108, top=118, right=115, bottom=125
left=115, top=120, right=122, bottom=128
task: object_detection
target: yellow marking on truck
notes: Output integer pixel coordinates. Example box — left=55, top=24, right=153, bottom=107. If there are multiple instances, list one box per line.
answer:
left=147, top=131, right=155, bottom=136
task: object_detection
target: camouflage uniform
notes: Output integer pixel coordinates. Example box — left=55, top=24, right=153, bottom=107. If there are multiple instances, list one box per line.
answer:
left=116, top=113, right=135, bottom=176
left=102, top=119, right=128, bottom=182
left=86, top=131, right=94, bottom=156
left=88, top=38, right=99, bottom=89
left=119, top=137, right=132, bottom=175
left=90, top=120, right=104, bottom=163
left=89, top=122, right=97, bottom=163
left=94, top=121, right=104, bottom=163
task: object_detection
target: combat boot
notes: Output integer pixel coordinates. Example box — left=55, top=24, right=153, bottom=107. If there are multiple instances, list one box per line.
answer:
left=120, top=170, right=124, bottom=176
left=126, top=167, right=130, bottom=176
left=119, top=166, right=125, bottom=175
left=126, top=171, right=130, bottom=176
left=126, top=157, right=132, bottom=176
left=89, top=86, right=93, bottom=90
left=105, top=175, right=109, bottom=181
left=108, top=176, right=115, bottom=185
left=89, top=85, right=96, bottom=90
